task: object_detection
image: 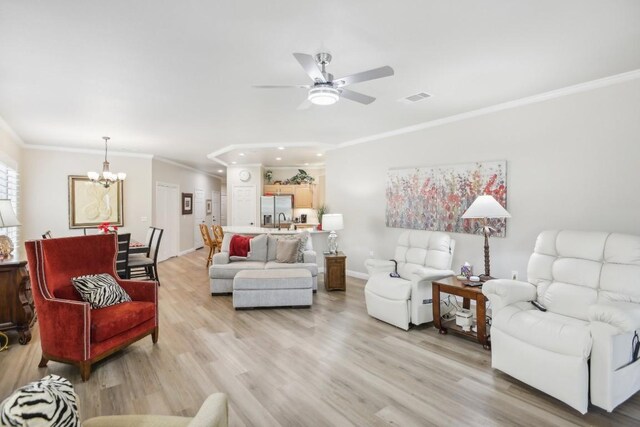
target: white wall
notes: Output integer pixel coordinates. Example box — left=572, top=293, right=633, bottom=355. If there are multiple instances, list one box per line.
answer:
left=152, top=159, right=221, bottom=252
left=21, top=148, right=153, bottom=243
left=326, top=78, right=640, bottom=278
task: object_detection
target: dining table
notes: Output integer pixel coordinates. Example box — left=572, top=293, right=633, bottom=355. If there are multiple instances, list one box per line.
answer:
left=129, top=240, right=149, bottom=255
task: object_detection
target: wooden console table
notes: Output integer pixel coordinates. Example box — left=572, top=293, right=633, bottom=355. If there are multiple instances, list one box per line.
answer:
left=324, top=252, right=346, bottom=291
left=0, top=258, right=34, bottom=345
left=432, top=276, right=490, bottom=349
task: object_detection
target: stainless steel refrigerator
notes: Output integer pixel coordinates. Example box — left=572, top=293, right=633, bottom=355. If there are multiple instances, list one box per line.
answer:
left=261, top=195, right=293, bottom=226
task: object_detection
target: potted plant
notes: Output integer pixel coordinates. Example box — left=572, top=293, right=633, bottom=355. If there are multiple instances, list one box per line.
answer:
left=316, top=205, right=327, bottom=230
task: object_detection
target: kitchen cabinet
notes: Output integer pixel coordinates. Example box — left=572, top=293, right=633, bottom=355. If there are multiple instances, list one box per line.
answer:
left=294, top=185, right=313, bottom=208
left=264, top=184, right=294, bottom=195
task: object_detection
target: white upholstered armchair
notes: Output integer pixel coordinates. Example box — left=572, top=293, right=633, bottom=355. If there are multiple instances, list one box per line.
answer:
left=364, top=230, right=455, bottom=330
left=483, top=230, right=640, bottom=414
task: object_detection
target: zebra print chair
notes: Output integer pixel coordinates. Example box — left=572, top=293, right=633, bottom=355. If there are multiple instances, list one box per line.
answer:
left=24, top=234, right=159, bottom=381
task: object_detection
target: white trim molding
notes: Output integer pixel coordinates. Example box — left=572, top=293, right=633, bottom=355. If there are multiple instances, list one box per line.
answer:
left=337, top=69, right=640, bottom=148
left=24, top=143, right=154, bottom=159
left=153, top=156, right=223, bottom=180
left=346, top=270, right=369, bottom=280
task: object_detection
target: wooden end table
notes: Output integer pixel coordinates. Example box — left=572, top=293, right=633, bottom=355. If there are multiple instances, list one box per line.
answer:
left=0, top=258, right=34, bottom=347
left=432, top=276, right=490, bottom=349
left=324, top=252, right=346, bottom=291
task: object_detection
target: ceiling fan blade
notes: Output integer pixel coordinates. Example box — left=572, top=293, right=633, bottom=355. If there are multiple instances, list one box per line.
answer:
left=334, top=66, right=394, bottom=87
left=296, top=99, right=312, bottom=110
left=293, top=53, right=326, bottom=83
left=339, top=88, right=376, bottom=105
left=252, top=84, right=310, bottom=89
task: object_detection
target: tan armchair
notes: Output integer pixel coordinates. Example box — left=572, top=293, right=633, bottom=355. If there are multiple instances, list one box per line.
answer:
left=84, top=393, right=228, bottom=427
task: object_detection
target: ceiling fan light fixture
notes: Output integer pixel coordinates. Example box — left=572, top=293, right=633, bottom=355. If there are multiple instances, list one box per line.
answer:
left=308, top=86, right=339, bottom=106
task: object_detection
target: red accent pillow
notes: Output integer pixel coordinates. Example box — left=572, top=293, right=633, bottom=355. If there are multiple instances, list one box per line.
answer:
left=230, top=235, right=252, bottom=257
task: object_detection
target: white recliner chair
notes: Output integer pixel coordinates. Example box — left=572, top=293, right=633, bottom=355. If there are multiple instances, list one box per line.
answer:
left=364, top=230, right=455, bottom=330
left=483, top=230, right=640, bottom=414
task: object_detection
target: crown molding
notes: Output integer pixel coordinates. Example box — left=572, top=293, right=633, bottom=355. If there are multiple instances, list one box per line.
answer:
left=153, top=156, right=223, bottom=180
left=24, top=143, right=154, bottom=158
left=265, top=164, right=325, bottom=170
left=0, top=116, right=26, bottom=147
left=337, top=68, right=640, bottom=148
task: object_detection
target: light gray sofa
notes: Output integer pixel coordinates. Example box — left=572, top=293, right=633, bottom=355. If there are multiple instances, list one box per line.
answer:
left=209, top=232, right=318, bottom=294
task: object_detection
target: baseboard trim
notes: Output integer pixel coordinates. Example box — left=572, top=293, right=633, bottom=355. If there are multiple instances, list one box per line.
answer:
left=346, top=270, right=369, bottom=280
left=179, top=248, right=196, bottom=256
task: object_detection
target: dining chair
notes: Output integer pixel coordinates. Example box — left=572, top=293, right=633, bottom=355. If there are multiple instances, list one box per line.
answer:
left=212, top=225, right=224, bottom=255
left=128, top=227, right=163, bottom=285
left=42, top=231, right=52, bottom=239
left=200, top=223, right=216, bottom=267
left=115, top=233, right=131, bottom=279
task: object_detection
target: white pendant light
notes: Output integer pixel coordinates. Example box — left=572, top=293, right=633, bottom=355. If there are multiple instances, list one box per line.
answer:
left=87, top=137, right=126, bottom=188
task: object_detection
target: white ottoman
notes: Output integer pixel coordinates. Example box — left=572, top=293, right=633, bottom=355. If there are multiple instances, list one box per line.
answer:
left=233, top=269, right=312, bottom=309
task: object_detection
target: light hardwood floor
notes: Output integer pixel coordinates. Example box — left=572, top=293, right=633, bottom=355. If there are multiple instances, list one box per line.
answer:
left=1, top=249, right=640, bottom=426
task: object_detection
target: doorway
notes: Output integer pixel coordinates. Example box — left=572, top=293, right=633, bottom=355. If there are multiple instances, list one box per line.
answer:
left=155, top=182, right=180, bottom=262
left=212, top=190, right=221, bottom=224
left=231, top=185, right=257, bottom=226
left=193, top=188, right=205, bottom=250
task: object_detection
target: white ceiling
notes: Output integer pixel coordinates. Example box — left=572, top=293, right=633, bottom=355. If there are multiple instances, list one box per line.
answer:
left=1, top=1, right=639, bottom=173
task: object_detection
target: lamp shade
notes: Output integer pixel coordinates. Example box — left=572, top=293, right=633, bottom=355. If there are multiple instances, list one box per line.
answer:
left=322, top=213, right=344, bottom=231
left=0, top=199, right=20, bottom=227
left=461, top=195, right=510, bottom=219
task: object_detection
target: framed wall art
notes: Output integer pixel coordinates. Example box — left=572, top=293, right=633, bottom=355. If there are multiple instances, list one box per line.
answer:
left=68, top=175, right=124, bottom=228
left=182, top=193, right=193, bottom=215
left=386, top=160, right=507, bottom=236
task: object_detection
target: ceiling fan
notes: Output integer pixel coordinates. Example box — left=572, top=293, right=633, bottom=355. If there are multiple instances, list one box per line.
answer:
left=253, top=52, right=394, bottom=108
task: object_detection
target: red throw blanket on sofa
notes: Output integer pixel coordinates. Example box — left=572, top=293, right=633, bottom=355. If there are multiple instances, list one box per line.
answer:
left=229, top=235, right=252, bottom=257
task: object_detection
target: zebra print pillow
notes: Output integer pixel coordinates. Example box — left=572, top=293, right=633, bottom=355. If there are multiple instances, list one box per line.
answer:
left=0, top=374, right=79, bottom=426
left=71, top=273, right=131, bottom=309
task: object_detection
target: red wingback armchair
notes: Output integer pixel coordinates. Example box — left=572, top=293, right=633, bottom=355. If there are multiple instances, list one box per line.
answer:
left=25, top=234, right=158, bottom=381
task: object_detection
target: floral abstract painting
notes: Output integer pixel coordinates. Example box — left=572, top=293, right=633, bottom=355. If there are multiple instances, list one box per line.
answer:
left=386, top=161, right=507, bottom=237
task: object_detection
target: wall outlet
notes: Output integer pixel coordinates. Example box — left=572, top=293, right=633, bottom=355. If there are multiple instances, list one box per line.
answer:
left=511, top=270, right=518, bottom=280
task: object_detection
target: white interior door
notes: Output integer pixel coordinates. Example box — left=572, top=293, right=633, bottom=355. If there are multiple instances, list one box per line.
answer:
left=155, top=182, right=179, bottom=262
left=194, top=189, right=205, bottom=249
left=212, top=190, right=221, bottom=224
left=232, top=185, right=257, bottom=226
left=220, top=190, right=227, bottom=225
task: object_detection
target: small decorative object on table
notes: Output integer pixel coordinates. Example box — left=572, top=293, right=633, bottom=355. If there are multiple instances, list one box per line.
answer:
left=97, top=222, right=118, bottom=234
left=0, top=199, right=20, bottom=259
left=316, top=204, right=327, bottom=231
left=461, top=262, right=473, bottom=278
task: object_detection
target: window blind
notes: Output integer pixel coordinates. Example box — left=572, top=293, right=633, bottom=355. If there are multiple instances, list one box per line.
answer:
left=0, top=160, right=19, bottom=246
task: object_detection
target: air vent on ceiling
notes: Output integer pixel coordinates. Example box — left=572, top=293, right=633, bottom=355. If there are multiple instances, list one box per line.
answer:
left=400, top=92, right=432, bottom=103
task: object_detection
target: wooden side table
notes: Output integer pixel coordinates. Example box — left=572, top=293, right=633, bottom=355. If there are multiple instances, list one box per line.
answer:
left=324, top=252, right=346, bottom=291
left=432, top=276, right=490, bottom=349
left=0, top=258, right=34, bottom=345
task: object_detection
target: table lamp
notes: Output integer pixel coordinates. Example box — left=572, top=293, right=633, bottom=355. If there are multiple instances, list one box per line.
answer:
left=461, top=195, right=510, bottom=279
left=322, top=213, right=343, bottom=254
left=0, top=199, right=21, bottom=259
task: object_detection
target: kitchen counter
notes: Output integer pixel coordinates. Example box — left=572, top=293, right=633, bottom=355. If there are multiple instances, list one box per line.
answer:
left=222, top=226, right=328, bottom=235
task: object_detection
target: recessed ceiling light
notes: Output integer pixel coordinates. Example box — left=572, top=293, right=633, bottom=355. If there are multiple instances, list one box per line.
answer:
left=231, top=161, right=237, bottom=164
left=276, top=157, right=282, bottom=161
left=239, top=152, right=245, bottom=156
left=278, top=146, right=285, bottom=150
left=304, top=163, right=309, bottom=166
left=316, top=153, right=323, bottom=157
left=217, top=169, right=223, bottom=173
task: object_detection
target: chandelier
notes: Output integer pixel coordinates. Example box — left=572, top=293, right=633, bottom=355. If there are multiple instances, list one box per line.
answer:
left=87, top=137, right=126, bottom=188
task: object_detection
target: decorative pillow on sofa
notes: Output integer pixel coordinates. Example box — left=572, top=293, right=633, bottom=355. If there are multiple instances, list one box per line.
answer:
left=276, top=239, right=300, bottom=263
left=0, top=374, right=80, bottom=427
left=71, top=273, right=131, bottom=309
left=229, top=235, right=252, bottom=258
left=247, top=234, right=268, bottom=262
left=267, top=231, right=309, bottom=262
